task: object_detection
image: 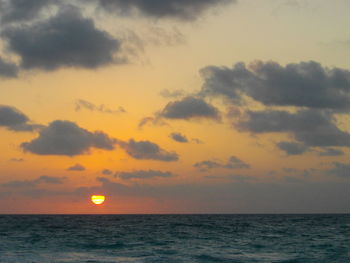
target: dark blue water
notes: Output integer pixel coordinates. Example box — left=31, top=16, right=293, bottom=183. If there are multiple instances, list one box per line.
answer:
left=0, top=214, right=349, bottom=263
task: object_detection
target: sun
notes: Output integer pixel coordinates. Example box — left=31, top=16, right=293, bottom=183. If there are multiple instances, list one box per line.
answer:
left=91, top=195, right=105, bottom=205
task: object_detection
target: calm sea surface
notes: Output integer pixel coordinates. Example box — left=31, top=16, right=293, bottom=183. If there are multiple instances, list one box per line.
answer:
left=0, top=214, right=349, bottom=263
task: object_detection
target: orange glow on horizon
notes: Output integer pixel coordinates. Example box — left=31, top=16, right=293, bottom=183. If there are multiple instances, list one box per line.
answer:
left=91, top=195, right=105, bottom=205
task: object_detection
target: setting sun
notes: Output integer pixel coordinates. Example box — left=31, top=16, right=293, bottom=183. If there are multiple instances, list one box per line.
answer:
left=91, top=195, right=105, bottom=205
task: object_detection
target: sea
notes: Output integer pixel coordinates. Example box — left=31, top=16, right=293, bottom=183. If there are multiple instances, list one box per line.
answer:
left=0, top=214, right=349, bottom=263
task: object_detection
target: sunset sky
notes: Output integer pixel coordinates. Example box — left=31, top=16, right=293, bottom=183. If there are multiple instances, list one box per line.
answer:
left=1, top=0, right=350, bottom=214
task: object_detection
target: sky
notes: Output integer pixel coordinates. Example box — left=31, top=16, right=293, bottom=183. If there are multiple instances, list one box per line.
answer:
left=1, top=0, right=350, bottom=214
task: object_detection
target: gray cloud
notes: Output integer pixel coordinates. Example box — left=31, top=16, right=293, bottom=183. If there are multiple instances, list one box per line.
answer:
left=0, top=105, right=42, bottom=132
left=283, top=168, right=313, bottom=177
left=277, top=141, right=309, bottom=155
left=102, top=169, right=113, bottom=175
left=91, top=177, right=350, bottom=213
left=319, top=148, right=344, bottom=157
left=224, top=156, right=250, bottom=169
left=0, top=0, right=55, bottom=24
left=200, top=61, right=350, bottom=110
left=2, top=7, right=123, bottom=70
left=138, top=116, right=168, bottom=129
left=95, top=0, right=234, bottom=20
left=159, top=96, right=220, bottom=120
left=21, top=120, right=116, bottom=156
left=169, top=132, right=188, bottom=143
left=193, top=160, right=221, bottom=171
left=194, top=155, right=250, bottom=172
left=3, top=174, right=350, bottom=213
left=1, top=175, right=65, bottom=188
left=117, top=139, right=179, bottom=161
left=327, top=162, right=350, bottom=178
left=115, top=170, right=175, bottom=180
left=0, top=57, right=18, bottom=78
left=236, top=109, right=350, bottom=148
left=0, top=105, right=28, bottom=127
left=67, top=163, right=86, bottom=171
left=75, top=99, right=126, bottom=114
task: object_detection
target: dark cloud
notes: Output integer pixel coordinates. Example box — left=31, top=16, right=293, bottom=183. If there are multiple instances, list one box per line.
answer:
left=0, top=0, right=55, bottom=24
left=0, top=105, right=28, bottom=127
left=224, top=156, right=250, bottom=169
left=204, top=174, right=254, bottom=182
left=327, top=162, right=350, bottom=178
left=194, top=156, right=250, bottom=171
left=236, top=109, right=350, bottom=147
left=117, top=139, right=179, bottom=161
left=90, top=177, right=350, bottom=213
left=193, top=160, right=221, bottom=171
left=96, top=0, right=234, bottom=20
left=277, top=141, right=309, bottom=155
left=102, top=169, right=113, bottom=175
left=200, top=61, right=350, bottom=110
left=115, top=170, right=175, bottom=180
left=159, top=96, right=220, bottom=120
left=169, top=132, right=188, bottom=143
left=21, top=120, right=116, bottom=156
left=0, top=57, right=18, bottom=78
left=0, top=105, right=42, bottom=132
left=319, top=148, right=344, bottom=157
left=138, top=116, right=168, bottom=129
left=3, top=174, right=350, bottom=213
left=67, top=163, right=86, bottom=171
left=75, top=99, right=126, bottom=114
left=2, top=7, right=123, bottom=70
left=1, top=175, right=64, bottom=188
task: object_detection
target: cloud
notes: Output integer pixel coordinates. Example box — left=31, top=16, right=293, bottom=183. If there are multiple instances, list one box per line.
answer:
left=191, top=138, right=204, bottom=144
left=169, top=132, right=188, bottom=143
left=327, top=162, right=350, bottom=178
left=75, top=99, right=126, bottom=114
left=90, top=177, right=350, bottom=213
left=159, top=89, right=185, bottom=98
left=277, top=141, right=309, bottom=155
left=102, top=169, right=113, bottom=175
left=21, top=120, right=116, bottom=156
left=2, top=7, right=123, bottom=71
left=236, top=109, right=350, bottom=147
left=137, top=116, right=168, bottom=129
left=0, top=57, right=18, bottom=78
left=159, top=96, right=220, bottom=120
left=0, top=105, right=28, bottom=128
left=0, top=105, right=42, bottom=132
left=193, top=160, right=221, bottom=171
left=0, top=0, right=55, bottom=24
left=9, top=158, right=24, bottom=162
left=115, top=170, right=175, bottom=180
left=319, top=148, right=344, bottom=157
left=194, top=155, right=250, bottom=171
left=95, top=0, right=235, bottom=20
left=283, top=168, right=313, bottom=177
left=67, top=163, right=86, bottom=171
left=117, top=139, right=179, bottom=161
left=200, top=61, right=350, bottom=110
left=224, top=156, right=250, bottom=169
left=1, top=175, right=65, bottom=188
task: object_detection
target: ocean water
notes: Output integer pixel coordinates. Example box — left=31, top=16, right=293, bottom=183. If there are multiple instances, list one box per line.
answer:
left=0, top=214, right=349, bottom=263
